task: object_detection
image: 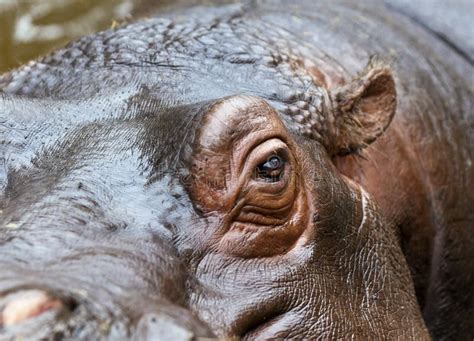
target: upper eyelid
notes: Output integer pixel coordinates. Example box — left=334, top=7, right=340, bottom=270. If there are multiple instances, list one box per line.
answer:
left=256, top=147, right=289, bottom=165
left=233, top=135, right=288, bottom=173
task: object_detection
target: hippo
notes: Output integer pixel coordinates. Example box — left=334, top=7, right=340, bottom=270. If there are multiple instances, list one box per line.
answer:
left=0, top=0, right=472, bottom=339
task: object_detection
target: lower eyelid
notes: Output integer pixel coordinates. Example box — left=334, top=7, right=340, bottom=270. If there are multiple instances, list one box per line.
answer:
left=257, top=168, right=285, bottom=182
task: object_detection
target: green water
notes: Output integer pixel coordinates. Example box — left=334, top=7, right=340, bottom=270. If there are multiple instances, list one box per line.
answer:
left=0, top=0, right=139, bottom=73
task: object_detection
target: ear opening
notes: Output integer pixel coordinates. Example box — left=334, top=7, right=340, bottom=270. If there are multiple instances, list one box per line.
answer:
left=328, top=60, right=397, bottom=156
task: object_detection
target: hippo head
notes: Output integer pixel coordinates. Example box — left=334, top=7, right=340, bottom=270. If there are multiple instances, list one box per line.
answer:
left=0, top=17, right=427, bottom=340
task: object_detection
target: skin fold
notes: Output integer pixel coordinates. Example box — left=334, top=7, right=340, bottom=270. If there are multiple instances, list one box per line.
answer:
left=0, top=0, right=472, bottom=339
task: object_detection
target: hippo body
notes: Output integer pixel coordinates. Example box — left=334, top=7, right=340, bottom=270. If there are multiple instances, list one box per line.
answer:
left=0, top=1, right=472, bottom=340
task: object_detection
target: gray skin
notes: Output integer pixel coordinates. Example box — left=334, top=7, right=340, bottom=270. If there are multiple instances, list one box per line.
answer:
left=0, top=0, right=473, bottom=340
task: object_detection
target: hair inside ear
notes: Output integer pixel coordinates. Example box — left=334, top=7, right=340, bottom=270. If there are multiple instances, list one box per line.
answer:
left=328, top=60, right=397, bottom=156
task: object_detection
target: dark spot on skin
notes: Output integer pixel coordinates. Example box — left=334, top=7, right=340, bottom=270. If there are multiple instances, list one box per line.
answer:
left=105, top=224, right=118, bottom=232
left=73, top=217, right=87, bottom=226
left=104, top=222, right=127, bottom=232
left=163, top=222, right=174, bottom=231
left=313, top=212, right=320, bottom=222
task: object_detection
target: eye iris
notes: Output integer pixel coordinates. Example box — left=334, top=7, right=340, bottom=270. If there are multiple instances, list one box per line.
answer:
left=256, top=155, right=284, bottom=181
left=266, top=156, right=281, bottom=170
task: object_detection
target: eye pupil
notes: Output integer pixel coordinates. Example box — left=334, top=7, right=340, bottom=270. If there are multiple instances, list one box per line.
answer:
left=256, top=155, right=284, bottom=182
left=266, top=156, right=281, bottom=170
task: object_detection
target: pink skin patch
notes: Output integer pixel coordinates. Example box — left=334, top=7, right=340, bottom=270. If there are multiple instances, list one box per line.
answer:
left=0, top=290, right=63, bottom=327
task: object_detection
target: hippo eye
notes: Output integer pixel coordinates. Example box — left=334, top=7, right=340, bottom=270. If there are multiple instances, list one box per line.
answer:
left=255, top=154, right=285, bottom=182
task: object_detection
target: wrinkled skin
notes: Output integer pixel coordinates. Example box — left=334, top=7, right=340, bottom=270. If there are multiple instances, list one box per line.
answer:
left=0, top=0, right=473, bottom=340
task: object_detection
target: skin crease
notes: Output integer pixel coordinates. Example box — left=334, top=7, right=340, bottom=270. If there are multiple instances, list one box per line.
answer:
left=0, top=0, right=472, bottom=340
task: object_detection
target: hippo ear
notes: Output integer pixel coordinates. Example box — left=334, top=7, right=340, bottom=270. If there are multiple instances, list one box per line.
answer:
left=328, top=61, right=396, bottom=156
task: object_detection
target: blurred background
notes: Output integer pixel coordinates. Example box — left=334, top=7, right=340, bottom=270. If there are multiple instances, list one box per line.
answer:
left=0, top=0, right=139, bottom=73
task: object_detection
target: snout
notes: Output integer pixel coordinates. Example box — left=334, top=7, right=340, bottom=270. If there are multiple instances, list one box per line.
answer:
left=0, top=289, right=215, bottom=340
left=0, top=289, right=73, bottom=340
left=0, top=290, right=64, bottom=327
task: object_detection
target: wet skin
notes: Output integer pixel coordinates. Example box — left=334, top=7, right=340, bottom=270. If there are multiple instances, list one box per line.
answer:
left=0, top=0, right=473, bottom=339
